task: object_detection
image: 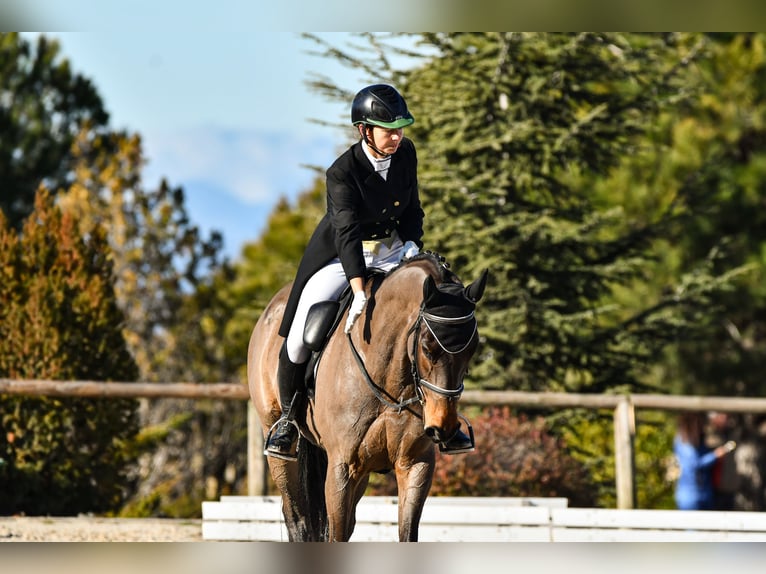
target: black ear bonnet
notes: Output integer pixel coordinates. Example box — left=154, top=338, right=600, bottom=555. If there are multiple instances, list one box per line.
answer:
left=422, top=278, right=479, bottom=354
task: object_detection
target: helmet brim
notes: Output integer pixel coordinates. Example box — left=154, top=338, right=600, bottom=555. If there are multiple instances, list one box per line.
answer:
left=364, top=116, right=414, bottom=129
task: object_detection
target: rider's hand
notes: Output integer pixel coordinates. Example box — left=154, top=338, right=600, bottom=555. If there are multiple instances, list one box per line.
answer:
left=344, top=291, right=368, bottom=333
left=399, top=240, right=420, bottom=262
left=714, top=440, right=737, bottom=458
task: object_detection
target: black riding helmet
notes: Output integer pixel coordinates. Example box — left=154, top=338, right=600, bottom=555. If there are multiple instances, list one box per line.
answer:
left=351, top=84, right=414, bottom=129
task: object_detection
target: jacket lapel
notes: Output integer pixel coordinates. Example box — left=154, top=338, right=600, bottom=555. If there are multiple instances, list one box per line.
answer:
left=352, top=143, right=390, bottom=196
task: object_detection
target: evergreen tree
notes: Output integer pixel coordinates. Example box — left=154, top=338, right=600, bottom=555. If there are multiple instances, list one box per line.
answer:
left=1, top=33, right=230, bottom=515
left=0, top=190, right=139, bottom=515
left=658, top=34, right=766, bottom=399
left=0, top=33, right=109, bottom=229
left=398, top=32, right=747, bottom=394
left=59, top=128, right=225, bottom=381
left=2, top=33, right=227, bottom=383
left=58, top=124, right=239, bottom=518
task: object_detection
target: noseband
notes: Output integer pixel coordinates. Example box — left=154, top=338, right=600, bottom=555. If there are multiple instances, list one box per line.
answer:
left=346, top=301, right=477, bottom=413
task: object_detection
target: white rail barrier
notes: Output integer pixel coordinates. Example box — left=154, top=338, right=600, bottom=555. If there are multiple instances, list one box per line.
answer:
left=202, top=496, right=565, bottom=542
left=201, top=496, right=766, bottom=542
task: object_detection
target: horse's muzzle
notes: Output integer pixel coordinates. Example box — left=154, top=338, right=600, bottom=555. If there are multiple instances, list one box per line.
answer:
left=424, top=425, right=457, bottom=443
left=425, top=427, right=454, bottom=442
left=425, top=414, right=476, bottom=453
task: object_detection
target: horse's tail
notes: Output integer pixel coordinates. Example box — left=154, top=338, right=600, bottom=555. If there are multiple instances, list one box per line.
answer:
left=298, top=437, right=329, bottom=541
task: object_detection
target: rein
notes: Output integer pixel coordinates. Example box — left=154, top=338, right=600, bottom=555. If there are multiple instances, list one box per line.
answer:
left=346, top=332, right=421, bottom=413
left=346, top=302, right=476, bottom=413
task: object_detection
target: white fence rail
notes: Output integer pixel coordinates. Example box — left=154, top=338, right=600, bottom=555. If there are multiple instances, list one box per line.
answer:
left=201, top=496, right=766, bottom=542
left=550, top=508, right=766, bottom=542
left=202, top=496, right=567, bottom=542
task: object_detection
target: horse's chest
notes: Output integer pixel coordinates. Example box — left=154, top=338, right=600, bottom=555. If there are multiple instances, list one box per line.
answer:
left=356, top=413, right=427, bottom=462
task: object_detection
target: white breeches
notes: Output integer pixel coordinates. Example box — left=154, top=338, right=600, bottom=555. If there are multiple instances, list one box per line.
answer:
left=285, top=235, right=405, bottom=363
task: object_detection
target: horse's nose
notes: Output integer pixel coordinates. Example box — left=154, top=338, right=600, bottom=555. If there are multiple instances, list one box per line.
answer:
left=424, top=426, right=452, bottom=443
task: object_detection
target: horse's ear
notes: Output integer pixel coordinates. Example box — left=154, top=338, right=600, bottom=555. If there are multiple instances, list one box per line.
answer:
left=423, top=275, right=439, bottom=306
left=464, top=268, right=489, bottom=303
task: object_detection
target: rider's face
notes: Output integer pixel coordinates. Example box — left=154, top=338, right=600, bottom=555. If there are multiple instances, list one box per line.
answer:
left=367, top=126, right=404, bottom=157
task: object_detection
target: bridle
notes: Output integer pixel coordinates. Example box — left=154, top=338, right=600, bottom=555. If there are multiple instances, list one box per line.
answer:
left=409, top=305, right=477, bottom=401
left=346, top=301, right=477, bottom=414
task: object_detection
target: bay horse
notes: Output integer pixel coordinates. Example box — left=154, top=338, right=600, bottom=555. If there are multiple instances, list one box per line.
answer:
left=247, top=253, right=488, bottom=541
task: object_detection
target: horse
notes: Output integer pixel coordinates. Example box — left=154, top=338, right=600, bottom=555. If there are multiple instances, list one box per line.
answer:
left=247, top=253, right=488, bottom=541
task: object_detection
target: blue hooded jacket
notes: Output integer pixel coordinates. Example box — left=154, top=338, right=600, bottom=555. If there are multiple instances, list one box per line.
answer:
left=673, top=434, right=718, bottom=510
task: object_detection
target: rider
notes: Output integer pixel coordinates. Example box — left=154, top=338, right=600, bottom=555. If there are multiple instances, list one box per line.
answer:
left=265, top=83, right=473, bottom=460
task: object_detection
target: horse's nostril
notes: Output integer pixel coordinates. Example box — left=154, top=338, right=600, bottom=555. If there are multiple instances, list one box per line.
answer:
left=424, top=427, right=445, bottom=443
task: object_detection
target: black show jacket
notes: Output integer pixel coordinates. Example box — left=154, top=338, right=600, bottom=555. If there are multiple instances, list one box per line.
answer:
left=278, top=138, right=424, bottom=337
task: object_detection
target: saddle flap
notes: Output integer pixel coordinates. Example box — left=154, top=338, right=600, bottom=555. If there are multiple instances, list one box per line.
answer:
left=303, top=300, right=341, bottom=352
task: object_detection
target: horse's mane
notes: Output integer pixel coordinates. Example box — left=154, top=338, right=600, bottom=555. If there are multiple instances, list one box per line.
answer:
left=385, top=251, right=461, bottom=285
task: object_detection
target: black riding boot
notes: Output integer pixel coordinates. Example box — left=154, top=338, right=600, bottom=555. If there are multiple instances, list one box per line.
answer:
left=439, top=426, right=475, bottom=455
left=264, top=347, right=307, bottom=461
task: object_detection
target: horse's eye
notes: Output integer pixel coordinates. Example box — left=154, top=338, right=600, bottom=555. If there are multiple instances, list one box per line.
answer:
left=420, top=339, right=438, bottom=363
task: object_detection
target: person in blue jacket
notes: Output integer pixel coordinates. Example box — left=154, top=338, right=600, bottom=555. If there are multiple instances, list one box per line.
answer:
left=673, top=412, right=736, bottom=510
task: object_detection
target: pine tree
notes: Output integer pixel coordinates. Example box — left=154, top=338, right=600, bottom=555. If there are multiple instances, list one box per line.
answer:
left=377, top=32, right=746, bottom=394
left=58, top=126, right=235, bottom=517
left=657, top=34, right=766, bottom=399
left=59, top=128, right=225, bottom=381
left=0, top=33, right=109, bottom=229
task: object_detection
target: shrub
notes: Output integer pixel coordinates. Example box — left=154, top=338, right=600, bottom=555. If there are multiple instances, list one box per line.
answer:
left=367, top=406, right=597, bottom=506
left=0, top=190, right=140, bottom=515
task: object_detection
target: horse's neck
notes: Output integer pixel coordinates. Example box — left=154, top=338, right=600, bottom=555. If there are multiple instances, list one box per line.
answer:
left=364, top=267, right=431, bottom=389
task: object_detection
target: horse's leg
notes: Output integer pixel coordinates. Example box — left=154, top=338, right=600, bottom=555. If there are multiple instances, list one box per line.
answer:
left=345, top=473, right=370, bottom=539
left=394, top=458, right=435, bottom=542
left=255, top=365, right=316, bottom=541
left=267, top=457, right=313, bottom=541
left=323, top=459, right=366, bottom=542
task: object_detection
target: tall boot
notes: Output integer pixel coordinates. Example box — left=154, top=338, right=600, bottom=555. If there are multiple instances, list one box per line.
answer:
left=439, top=429, right=475, bottom=454
left=264, top=346, right=307, bottom=461
left=439, top=420, right=475, bottom=455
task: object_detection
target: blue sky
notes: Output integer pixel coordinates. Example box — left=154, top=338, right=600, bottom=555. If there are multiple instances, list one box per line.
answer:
left=11, top=0, right=457, bottom=260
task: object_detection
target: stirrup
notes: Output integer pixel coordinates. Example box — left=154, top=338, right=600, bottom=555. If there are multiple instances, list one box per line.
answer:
left=264, top=417, right=300, bottom=461
left=439, top=415, right=475, bottom=455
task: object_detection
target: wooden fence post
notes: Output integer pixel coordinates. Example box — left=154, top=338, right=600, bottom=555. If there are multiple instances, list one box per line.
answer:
left=247, top=401, right=268, bottom=496
left=613, top=396, right=636, bottom=509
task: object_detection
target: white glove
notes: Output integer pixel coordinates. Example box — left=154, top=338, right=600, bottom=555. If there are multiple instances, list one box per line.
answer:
left=344, top=291, right=368, bottom=333
left=399, top=240, right=420, bottom=262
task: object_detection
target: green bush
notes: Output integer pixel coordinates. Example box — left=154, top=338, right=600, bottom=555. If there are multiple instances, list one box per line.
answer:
left=0, top=190, right=140, bottom=516
left=367, top=406, right=598, bottom=506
